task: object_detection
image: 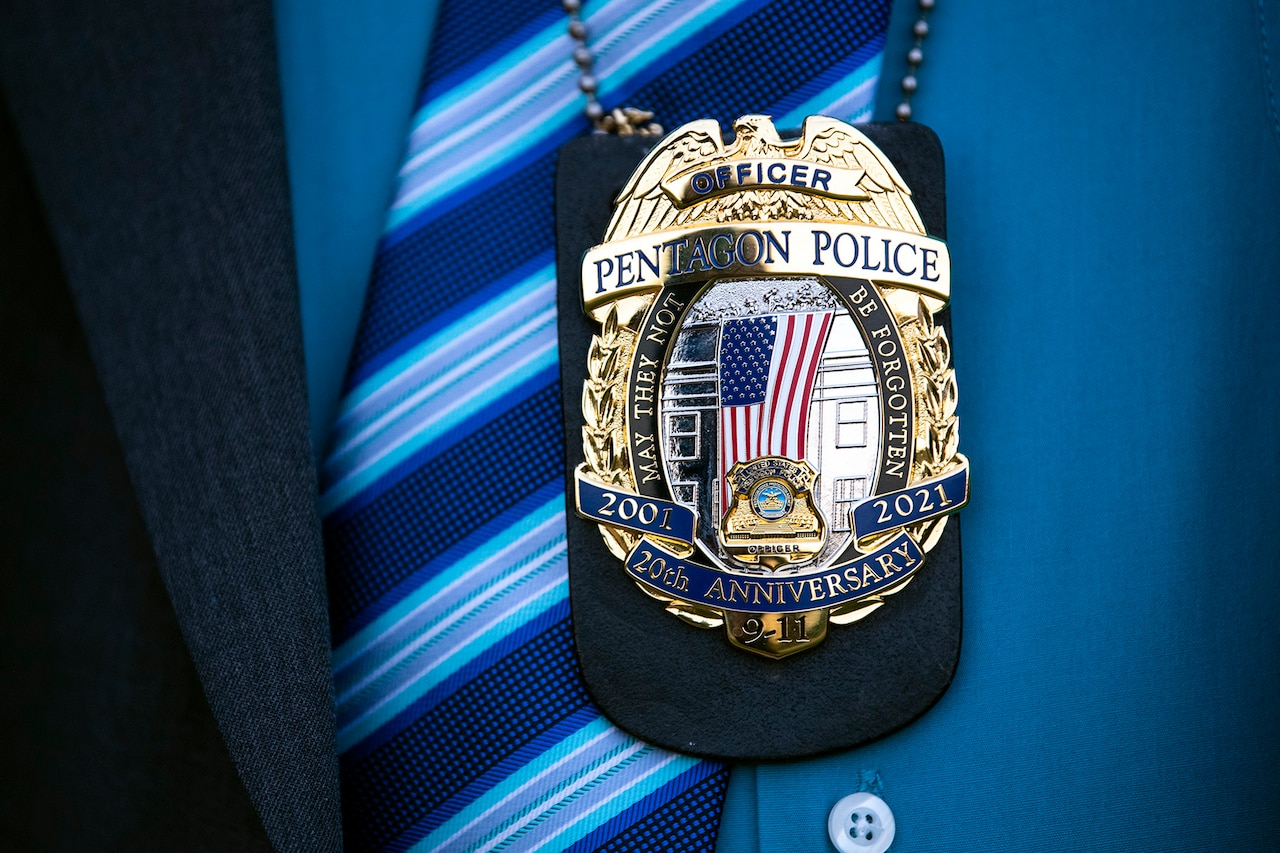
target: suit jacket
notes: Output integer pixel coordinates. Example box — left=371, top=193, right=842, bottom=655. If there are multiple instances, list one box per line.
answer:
left=2, top=0, right=1278, bottom=851
left=1, top=0, right=334, bottom=848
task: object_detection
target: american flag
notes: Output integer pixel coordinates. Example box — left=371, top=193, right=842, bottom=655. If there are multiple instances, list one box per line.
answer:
left=717, top=311, right=833, bottom=513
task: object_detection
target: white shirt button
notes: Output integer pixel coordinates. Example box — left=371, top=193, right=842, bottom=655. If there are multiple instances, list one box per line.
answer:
left=827, top=791, right=896, bottom=853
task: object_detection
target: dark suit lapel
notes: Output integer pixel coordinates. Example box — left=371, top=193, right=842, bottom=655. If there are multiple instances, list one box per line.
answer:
left=0, top=1, right=341, bottom=849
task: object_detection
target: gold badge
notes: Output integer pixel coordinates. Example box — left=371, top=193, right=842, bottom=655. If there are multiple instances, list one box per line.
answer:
left=573, top=115, right=969, bottom=659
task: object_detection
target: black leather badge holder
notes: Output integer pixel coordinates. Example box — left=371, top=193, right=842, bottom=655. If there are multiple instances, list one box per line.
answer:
left=554, top=121, right=962, bottom=761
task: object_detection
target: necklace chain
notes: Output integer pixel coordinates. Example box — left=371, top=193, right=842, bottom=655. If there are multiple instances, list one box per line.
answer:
left=563, top=0, right=663, bottom=135
left=896, top=0, right=936, bottom=121
left=564, top=0, right=935, bottom=130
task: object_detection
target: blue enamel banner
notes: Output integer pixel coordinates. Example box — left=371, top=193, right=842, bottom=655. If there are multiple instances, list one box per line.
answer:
left=852, top=460, right=970, bottom=542
left=624, top=533, right=925, bottom=614
left=575, top=471, right=697, bottom=544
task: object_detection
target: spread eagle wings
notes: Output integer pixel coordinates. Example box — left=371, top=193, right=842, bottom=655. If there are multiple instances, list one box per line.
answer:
left=794, top=115, right=926, bottom=234
left=603, top=115, right=926, bottom=240
left=605, top=120, right=724, bottom=241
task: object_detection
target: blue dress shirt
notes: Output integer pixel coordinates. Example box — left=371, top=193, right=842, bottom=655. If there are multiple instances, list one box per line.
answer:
left=275, top=0, right=1280, bottom=848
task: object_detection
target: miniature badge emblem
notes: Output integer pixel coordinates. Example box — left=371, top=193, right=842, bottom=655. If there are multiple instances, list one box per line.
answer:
left=573, top=115, right=969, bottom=659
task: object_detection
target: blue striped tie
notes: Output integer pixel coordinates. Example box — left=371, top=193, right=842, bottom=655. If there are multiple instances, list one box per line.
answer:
left=321, top=1, right=891, bottom=849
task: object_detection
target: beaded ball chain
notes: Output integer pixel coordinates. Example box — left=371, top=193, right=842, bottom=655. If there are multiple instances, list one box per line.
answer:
left=562, top=0, right=662, bottom=135
left=896, top=0, right=936, bottom=121
left=563, top=0, right=936, bottom=129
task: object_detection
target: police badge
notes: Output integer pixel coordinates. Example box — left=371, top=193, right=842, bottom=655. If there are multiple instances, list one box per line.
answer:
left=556, top=117, right=967, bottom=757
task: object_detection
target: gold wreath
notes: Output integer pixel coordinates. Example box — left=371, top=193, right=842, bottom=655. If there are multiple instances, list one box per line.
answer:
left=904, top=294, right=961, bottom=553
left=579, top=303, right=640, bottom=561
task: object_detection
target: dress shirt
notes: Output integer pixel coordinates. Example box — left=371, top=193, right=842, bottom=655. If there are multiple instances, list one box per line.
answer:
left=276, top=0, right=1280, bottom=850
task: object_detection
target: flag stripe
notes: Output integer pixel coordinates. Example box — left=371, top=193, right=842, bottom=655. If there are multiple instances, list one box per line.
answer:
left=773, top=313, right=802, bottom=455
left=718, top=312, right=832, bottom=512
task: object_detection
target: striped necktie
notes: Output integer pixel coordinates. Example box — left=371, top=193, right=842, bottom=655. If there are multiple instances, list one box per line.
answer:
left=320, top=1, right=891, bottom=849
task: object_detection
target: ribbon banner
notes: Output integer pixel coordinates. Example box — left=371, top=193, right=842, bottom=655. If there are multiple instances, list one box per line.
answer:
left=575, top=470, right=697, bottom=544
left=625, top=534, right=925, bottom=614
left=660, top=158, right=868, bottom=207
left=851, top=460, right=970, bottom=544
left=577, top=463, right=966, bottom=615
left=582, top=222, right=951, bottom=317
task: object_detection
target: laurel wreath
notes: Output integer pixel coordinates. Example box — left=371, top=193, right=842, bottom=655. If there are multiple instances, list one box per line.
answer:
left=580, top=303, right=640, bottom=562
left=903, top=294, right=961, bottom=553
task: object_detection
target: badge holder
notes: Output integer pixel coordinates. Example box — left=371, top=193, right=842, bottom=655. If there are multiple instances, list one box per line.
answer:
left=555, top=119, right=965, bottom=761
